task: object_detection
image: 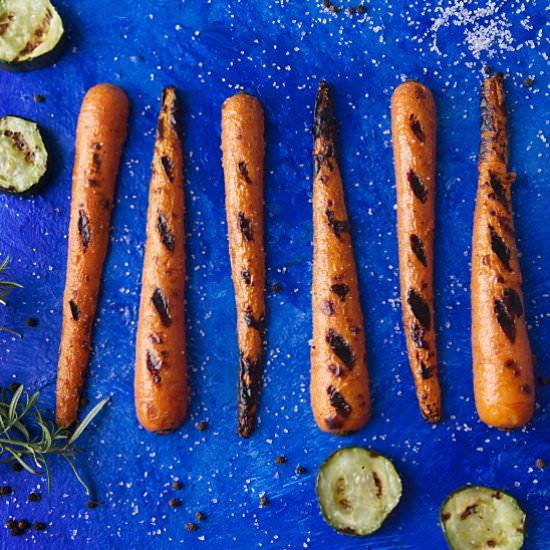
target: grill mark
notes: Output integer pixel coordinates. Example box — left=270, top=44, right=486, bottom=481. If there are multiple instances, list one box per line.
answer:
left=92, top=152, right=101, bottom=169
left=237, top=353, right=262, bottom=437
left=420, top=361, right=433, bottom=379
left=489, top=171, right=509, bottom=212
left=78, top=210, right=90, bottom=250
left=372, top=471, right=383, bottom=498
left=3, top=130, right=35, bottom=162
left=480, top=94, right=493, bottom=133
left=146, top=350, right=162, bottom=384
left=494, top=288, right=523, bottom=344
left=241, top=269, right=252, bottom=286
left=460, top=504, right=478, bottom=521
left=330, top=283, right=349, bottom=301
left=410, top=234, right=427, bottom=266
left=489, top=226, right=512, bottom=271
left=324, top=416, right=345, bottom=431
left=237, top=211, right=253, bottom=242
left=244, top=307, right=264, bottom=331
left=409, top=114, right=425, bottom=142
left=411, top=322, right=428, bottom=348
left=327, top=386, right=352, bottom=418
left=407, top=289, right=431, bottom=331
left=325, top=210, right=349, bottom=238
left=14, top=9, right=53, bottom=61
left=69, top=300, right=80, bottom=321
left=326, top=329, right=354, bottom=369
left=407, top=170, right=428, bottom=203
left=161, top=155, right=174, bottom=182
left=313, top=81, right=337, bottom=142
left=157, top=213, right=175, bottom=252
left=0, top=13, right=14, bottom=37
left=238, top=161, right=252, bottom=184
left=151, top=288, right=171, bottom=327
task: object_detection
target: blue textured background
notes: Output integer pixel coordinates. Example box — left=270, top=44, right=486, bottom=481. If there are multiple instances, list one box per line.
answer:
left=0, top=1, right=549, bottom=548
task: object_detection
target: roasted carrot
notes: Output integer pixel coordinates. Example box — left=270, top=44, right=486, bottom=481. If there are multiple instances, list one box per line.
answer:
left=471, top=73, right=534, bottom=429
left=391, top=80, right=441, bottom=423
left=56, top=84, right=129, bottom=428
left=310, top=81, right=370, bottom=435
left=134, top=86, right=188, bottom=433
left=221, top=92, right=266, bottom=438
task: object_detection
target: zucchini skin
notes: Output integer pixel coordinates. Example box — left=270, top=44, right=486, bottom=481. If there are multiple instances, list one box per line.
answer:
left=0, top=115, right=50, bottom=195
left=0, top=32, right=67, bottom=73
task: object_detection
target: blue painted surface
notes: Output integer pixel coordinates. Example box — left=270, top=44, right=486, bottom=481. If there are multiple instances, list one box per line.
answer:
left=0, top=1, right=548, bottom=548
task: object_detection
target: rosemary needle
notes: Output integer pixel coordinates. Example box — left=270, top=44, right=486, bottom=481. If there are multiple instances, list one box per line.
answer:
left=0, top=385, right=109, bottom=494
left=0, top=257, right=23, bottom=337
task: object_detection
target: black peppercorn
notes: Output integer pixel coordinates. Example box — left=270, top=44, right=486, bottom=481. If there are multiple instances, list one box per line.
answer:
left=34, top=95, right=46, bottom=103
left=34, top=522, right=47, bottom=531
left=26, top=317, right=39, bottom=327
left=259, top=496, right=269, bottom=507
left=28, top=492, right=41, bottom=502
left=274, top=455, right=287, bottom=465
left=196, top=421, right=208, bottom=432
left=195, top=511, right=206, bottom=522
left=5, top=519, right=16, bottom=529
left=0, top=486, right=13, bottom=496
left=295, top=465, right=307, bottom=475
left=523, top=77, right=534, bottom=87
left=86, top=500, right=101, bottom=509
left=11, top=462, right=23, bottom=472
left=185, top=522, right=198, bottom=532
left=169, top=498, right=182, bottom=508
left=10, top=527, right=23, bottom=537
left=357, top=4, right=366, bottom=13
left=172, top=480, right=184, bottom=490
left=8, top=382, right=20, bottom=393
left=17, top=520, right=30, bottom=531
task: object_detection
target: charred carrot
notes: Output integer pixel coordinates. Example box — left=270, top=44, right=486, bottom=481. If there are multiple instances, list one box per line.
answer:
left=56, top=84, right=129, bottom=428
left=471, top=73, right=534, bottom=429
left=391, top=80, right=441, bottom=423
left=310, top=81, right=370, bottom=435
left=134, top=86, right=188, bottom=433
left=221, top=92, right=266, bottom=438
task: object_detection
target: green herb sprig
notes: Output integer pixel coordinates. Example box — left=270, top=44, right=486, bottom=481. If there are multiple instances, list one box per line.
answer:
left=0, top=385, right=109, bottom=495
left=0, top=256, right=23, bottom=336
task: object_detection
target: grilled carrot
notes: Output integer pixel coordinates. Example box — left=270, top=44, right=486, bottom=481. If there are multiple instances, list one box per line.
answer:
left=391, top=80, right=441, bottom=423
left=134, top=86, right=188, bottom=433
left=56, top=84, right=129, bottom=428
left=471, top=73, right=534, bottom=429
left=221, top=92, right=266, bottom=438
left=310, top=81, right=370, bottom=435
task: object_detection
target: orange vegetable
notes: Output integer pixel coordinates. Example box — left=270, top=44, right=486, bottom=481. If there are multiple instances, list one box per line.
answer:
left=310, top=81, right=371, bottom=435
left=135, top=86, right=188, bottom=433
left=391, top=80, right=441, bottom=423
left=471, top=73, right=534, bottom=429
left=56, top=84, right=129, bottom=428
left=221, top=92, right=266, bottom=438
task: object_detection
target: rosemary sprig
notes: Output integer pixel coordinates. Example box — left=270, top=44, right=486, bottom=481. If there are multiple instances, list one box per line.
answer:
left=0, top=256, right=23, bottom=336
left=0, top=385, right=109, bottom=495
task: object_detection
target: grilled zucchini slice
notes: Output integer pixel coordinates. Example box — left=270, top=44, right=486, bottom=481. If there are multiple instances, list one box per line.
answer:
left=316, top=447, right=402, bottom=536
left=0, top=116, right=48, bottom=194
left=440, top=486, right=525, bottom=550
left=0, top=0, right=65, bottom=71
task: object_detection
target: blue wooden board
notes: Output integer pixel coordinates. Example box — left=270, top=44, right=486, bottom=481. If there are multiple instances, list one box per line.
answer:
left=0, top=1, right=549, bottom=548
